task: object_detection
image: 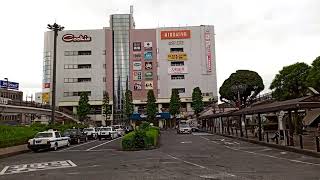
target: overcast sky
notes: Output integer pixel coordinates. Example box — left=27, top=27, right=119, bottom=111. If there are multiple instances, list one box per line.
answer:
left=1, top=0, right=320, bottom=98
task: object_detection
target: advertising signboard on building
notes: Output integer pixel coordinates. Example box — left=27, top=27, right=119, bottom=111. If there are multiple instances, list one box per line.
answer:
left=145, top=62, right=152, bottom=70
left=168, top=66, right=188, bottom=74
left=145, top=81, right=153, bottom=90
left=133, top=52, right=142, bottom=61
left=167, top=53, right=188, bottom=61
left=144, top=42, right=152, bottom=51
left=42, top=92, right=49, bottom=104
left=0, top=80, right=19, bottom=90
left=144, top=52, right=153, bottom=60
left=145, top=72, right=153, bottom=79
left=133, top=62, right=142, bottom=70
left=62, top=34, right=91, bottom=42
left=161, top=30, right=191, bottom=40
left=133, top=42, right=141, bottom=51
left=134, top=81, right=142, bottom=91
left=133, top=71, right=142, bottom=80
left=43, top=83, right=50, bottom=89
left=205, top=27, right=212, bottom=73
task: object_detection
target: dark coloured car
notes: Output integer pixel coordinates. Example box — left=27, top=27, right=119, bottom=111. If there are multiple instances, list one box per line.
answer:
left=63, top=129, right=88, bottom=144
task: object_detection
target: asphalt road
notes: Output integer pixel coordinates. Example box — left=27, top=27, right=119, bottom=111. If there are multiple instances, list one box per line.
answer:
left=1, top=131, right=320, bottom=180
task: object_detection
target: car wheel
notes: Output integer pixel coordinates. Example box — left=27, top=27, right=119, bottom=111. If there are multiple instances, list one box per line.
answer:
left=77, top=138, right=80, bottom=144
left=32, top=149, right=39, bottom=153
left=66, top=141, right=70, bottom=147
left=53, top=143, right=58, bottom=151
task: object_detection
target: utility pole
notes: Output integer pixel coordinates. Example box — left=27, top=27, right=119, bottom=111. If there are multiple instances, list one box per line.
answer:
left=4, top=78, right=8, bottom=90
left=47, top=23, right=64, bottom=124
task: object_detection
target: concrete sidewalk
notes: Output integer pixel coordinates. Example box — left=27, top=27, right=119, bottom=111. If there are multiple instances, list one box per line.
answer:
left=0, top=144, right=29, bottom=159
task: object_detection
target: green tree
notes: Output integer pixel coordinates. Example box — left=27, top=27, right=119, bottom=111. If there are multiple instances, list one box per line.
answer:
left=191, top=87, right=204, bottom=118
left=219, top=70, right=264, bottom=108
left=307, top=56, right=320, bottom=92
left=146, top=90, right=157, bottom=124
left=102, top=92, right=111, bottom=124
left=124, top=90, right=134, bottom=121
left=270, top=62, right=310, bottom=101
left=77, top=92, right=91, bottom=122
left=169, top=89, right=181, bottom=118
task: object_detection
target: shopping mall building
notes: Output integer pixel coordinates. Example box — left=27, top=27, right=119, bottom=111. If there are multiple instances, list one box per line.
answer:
left=43, top=8, right=217, bottom=126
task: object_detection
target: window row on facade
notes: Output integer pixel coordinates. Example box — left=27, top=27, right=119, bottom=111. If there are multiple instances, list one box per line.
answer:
left=64, top=50, right=92, bottom=56
left=64, top=64, right=92, bottom=69
left=64, top=78, right=91, bottom=83
left=63, top=91, right=91, bottom=97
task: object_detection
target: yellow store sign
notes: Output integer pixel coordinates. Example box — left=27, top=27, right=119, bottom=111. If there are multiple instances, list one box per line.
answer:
left=167, top=53, right=188, bottom=61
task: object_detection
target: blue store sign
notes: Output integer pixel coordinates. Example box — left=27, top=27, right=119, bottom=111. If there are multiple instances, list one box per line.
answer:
left=0, top=80, right=19, bottom=90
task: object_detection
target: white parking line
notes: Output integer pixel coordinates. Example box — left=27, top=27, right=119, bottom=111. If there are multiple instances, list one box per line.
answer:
left=167, top=154, right=207, bottom=169
left=59, top=140, right=98, bottom=152
left=225, top=146, right=320, bottom=166
left=86, top=137, right=122, bottom=151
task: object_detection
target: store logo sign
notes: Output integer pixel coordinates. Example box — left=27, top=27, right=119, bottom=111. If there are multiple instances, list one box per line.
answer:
left=62, top=34, right=92, bottom=42
left=167, top=53, right=188, bottom=61
left=161, top=30, right=191, bottom=39
left=168, top=66, right=188, bottom=74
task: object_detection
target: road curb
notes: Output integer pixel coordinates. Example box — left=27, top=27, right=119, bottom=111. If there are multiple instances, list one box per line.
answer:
left=215, top=133, right=320, bottom=158
left=0, top=144, right=30, bottom=159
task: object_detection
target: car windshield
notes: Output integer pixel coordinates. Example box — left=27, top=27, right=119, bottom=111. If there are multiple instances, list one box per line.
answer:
left=101, top=128, right=112, bottom=131
left=64, top=129, right=77, bottom=135
left=84, top=128, right=93, bottom=131
left=35, top=133, right=53, bottom=138
left=179, top=124, right=189, bottom=128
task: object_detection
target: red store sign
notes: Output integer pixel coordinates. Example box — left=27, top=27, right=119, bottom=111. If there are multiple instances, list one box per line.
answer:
left=62, top=34, right=92, bottom=42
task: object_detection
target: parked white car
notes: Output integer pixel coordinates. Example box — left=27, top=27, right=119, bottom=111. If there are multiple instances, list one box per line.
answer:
left=83, top=127, right=98, bottom=139
left=27, top=130, right=70, bottom=152
left=97, top=127, right=118, bottom=140
left=113, top=125, right=125, bottom=136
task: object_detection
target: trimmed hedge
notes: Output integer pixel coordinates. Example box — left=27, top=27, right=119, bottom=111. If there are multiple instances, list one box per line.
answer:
left=122, top=123, right=160, bottom=151
left=0, top=123, right=87, bottom=148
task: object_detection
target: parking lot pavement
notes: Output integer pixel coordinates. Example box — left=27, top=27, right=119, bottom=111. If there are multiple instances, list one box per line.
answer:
left=0, top=131, right=320, bottom=180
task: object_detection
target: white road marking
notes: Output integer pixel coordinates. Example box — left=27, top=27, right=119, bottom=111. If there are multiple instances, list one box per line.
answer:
left=0, top=160, right=77, bottom=175
left=225, top=146, right=320, bottom=166
left=167, top=154, right=207, bottom=169
left=59, top=140, right=97, bottom=152
left=86, top=137, right=122, bottom=151
left=200, top=136, right=210, bottom=141
left=280, top=152, right=288, bottom=155
left=181, top=141, right=192, bottom=144
left=233, top=141, right=240, bottom=145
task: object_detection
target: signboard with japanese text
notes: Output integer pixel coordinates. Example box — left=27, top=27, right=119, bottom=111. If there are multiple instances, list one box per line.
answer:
left=145, top=62, right=152, bottom=70
left=145, top=81, right=153, bottom=90
left=144, top=52, right=153, bottom=60
left=161, top=30, right=191, bottom=40
left=133, top=81, right=142, bottom=90
left=205, top=27, right=212, bottom=73
left=42, top=93, right=49, bottom=103
left=0, top=80, right=19, bottom=90
left=133, top=62, right=142, bottom=70
left=133, top=71, right=142, bottom=80
left=133, top=52, right=142, bottom=61
left=168, top=66, right=188, bottom=74
left=144, top=42, right=152, bottom=51
left=133, top=42, right=141, bottom=51
left=167, top=53, right=187, bottom=61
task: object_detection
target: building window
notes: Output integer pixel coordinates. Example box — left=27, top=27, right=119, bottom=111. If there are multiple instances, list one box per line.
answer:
left=171, top=62, right=184, bottom=66
left=64, top=91, right=91, bottom=97
left=172, top=88, right=185, bottom=94
left=170, top=48, right=184, bottom=52
left=78, top=78, right=91, bottom=82
left=78, top=64, right=91, bottom=69
left=78, top=51, right=92, bottom=56
left=171, top=75, right=185, bottom=80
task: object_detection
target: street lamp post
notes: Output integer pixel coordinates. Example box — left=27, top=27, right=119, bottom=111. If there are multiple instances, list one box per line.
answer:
left=47, top=23, right=64, bottom=124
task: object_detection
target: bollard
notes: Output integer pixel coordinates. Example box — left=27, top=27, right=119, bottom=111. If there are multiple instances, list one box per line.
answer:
left=236, top=129, right=238, bottom=136
left=266, top=132, right=269, bottom=143
left=286, top=131, right=289, bottom=146
left=276, top=136, right=279, bottom=144
left=299, top=134, right=303, bottom=149
left=316, top=136, right=320, bottom=152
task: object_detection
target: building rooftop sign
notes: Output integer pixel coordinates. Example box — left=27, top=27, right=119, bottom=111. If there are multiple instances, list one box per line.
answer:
left=0, top=80, right=19, bottom=90
left=62, top=34, right=92, bottom=42
left=161, top=30, right=191, bottom=40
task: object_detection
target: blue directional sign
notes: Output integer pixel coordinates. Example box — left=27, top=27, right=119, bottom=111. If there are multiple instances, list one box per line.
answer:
left=0, top=80, right=19, bottom=90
